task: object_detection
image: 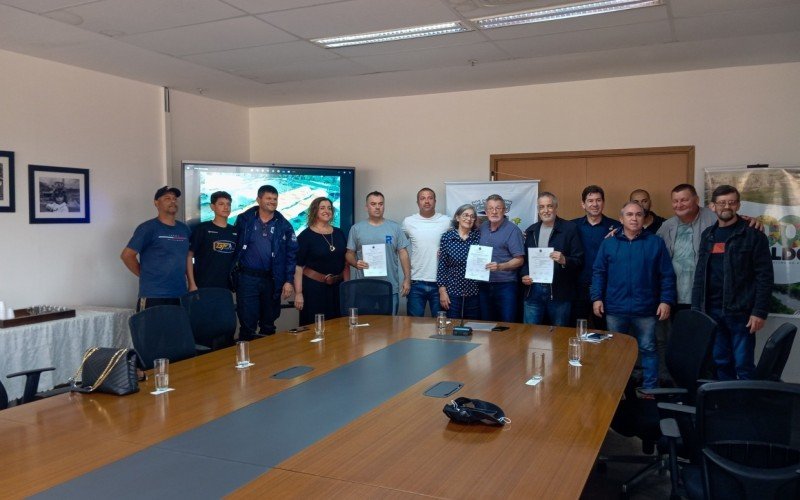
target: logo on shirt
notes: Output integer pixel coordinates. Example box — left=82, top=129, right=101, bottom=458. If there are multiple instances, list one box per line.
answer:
left=386, top=235, right=393, bottom=245
left=712, top=242, right=726, bottom=254
left=213, top=240, right=235, bottom=253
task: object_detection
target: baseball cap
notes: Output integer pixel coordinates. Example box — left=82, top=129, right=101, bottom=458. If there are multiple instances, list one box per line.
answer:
left=154, top=186, right=181, bottom=200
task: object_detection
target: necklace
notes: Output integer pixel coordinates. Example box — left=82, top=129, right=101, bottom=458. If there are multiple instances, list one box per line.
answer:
left=318, top=227, right=335, bottom=252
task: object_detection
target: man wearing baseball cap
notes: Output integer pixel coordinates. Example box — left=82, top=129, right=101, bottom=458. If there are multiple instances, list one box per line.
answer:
left=121, top=186, right=191, bottom=311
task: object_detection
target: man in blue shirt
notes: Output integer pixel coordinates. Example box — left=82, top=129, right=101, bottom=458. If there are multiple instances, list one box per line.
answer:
left=231, top=185, right=298, bottom=340
left=571, top=185, right=618, bottom=330
left=121, top=186, right=191, bottom=311
left=478, top=194, right=525, bottom=322
left=591, top=201, right=676, bottom=389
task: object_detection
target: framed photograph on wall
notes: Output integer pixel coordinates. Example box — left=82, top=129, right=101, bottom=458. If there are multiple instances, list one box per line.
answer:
left=28, top=165, right=90, bottom=223
left=0, top=150, right=14, bottom=212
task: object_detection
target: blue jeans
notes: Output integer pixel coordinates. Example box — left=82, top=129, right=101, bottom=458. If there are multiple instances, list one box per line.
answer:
left=707, top=307, right=755, bottom=380
left=479, top=282, right=518, bottom=323
left=446, top=295, right=480, bottom=321
left=606, top=314, right=659, bottom=389
left=523, top=283, right=571, bottom=327
left=235, top=272, right=279, bottom=340
left=406, top=281, right=441, bottom=317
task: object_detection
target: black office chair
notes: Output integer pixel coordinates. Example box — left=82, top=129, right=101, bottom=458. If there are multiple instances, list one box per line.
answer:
left=181, top=287, right=237, bottom=351
left=662, top=380, right=800, bottom=499
left=600, top=309, right=718, bottom=497
left=1, top=366, right=60, bottom=409
left=339, top=278, right=393, bottom=316
left=128, top=305, right=199, bottom=370
left=753, top=323, right=797, bottom=382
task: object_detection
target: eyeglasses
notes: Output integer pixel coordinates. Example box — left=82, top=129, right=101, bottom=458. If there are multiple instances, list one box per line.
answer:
left=714, top=200, right=739, bottom=207
left=486, top=207, right=504, bottom=213
left=460, top=213, right=476, bottom=219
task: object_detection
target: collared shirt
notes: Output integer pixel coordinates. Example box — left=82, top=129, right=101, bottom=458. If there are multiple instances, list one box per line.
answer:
left=437, top=228, right=480, bottom=297
left=572, top=215, right=619, bottom=285
left=478, top=218, right=525, bottom=283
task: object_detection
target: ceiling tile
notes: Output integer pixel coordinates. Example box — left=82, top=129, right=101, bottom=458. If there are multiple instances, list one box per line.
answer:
left=223, top=0, right=343, bottom=15
left=182, top=40, right=338, bottom=74
left=250, top=58, right=371, bottom=84
left=494, top=20, right=673, bottom=59
left=673, top=4, right=800, bottom=41
left=120, top=16, right=296, bottom=57
left=257, top=0, right=460, bottom=39
left=669, top=0, right=798, bottom=18
left=0, top=0, right=95, bottom=14
left=327, top=31, right=488, bottom=57
left=43, top=0, right=244, bottom=36
left=352, top=41, right=510, bottom=73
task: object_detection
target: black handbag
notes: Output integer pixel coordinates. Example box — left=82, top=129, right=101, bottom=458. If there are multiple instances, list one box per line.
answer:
left=443, top=397, right=510, bottom=426
left=70, top=347, right=140, bottom=395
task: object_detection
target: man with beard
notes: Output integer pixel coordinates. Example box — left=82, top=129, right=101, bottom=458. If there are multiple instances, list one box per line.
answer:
left=692, top=185, right=772, bottom=380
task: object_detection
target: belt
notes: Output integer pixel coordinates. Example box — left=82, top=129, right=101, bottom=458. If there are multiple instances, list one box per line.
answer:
left=239, top=267, right=273, bottom=278
left=303, top=267, right=343, bottom=285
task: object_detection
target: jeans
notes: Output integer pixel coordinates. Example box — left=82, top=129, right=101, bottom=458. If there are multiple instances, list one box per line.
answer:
left=606, top=314, right=659, bottom=389
left=446, top=295, right=481, bottom=321
left=707, top=307, right=755, bottom=380
left=479, top=282, right=518, bottom=323
left=235, top=272, right=279, bottom=340
left=523, top=283, right=571, bottom=327
left=392, top=293, right=399, bottom=315
left=406, top=281, right=441, bottom=317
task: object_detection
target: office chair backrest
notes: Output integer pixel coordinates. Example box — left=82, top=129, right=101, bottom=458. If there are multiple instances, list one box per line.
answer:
left=128, top=305, right=197, bottom=370
left=666, top=309, right=717, bottom=394
left=181, top=287, right=237, bottom=351
left=753, top=323, right=797, bottom=382
left=0, top=381, right=7, bottom=411
left=696, top=381, right=800, bottom=499
left=339, top=279, right=393, bottom=316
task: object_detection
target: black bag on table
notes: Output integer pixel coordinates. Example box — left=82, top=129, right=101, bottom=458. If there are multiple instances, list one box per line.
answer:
left=70, top=347, right=140, bottom=395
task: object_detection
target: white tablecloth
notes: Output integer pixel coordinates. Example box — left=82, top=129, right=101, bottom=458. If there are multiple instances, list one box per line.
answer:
left=0, top=306, right=134, bottom=401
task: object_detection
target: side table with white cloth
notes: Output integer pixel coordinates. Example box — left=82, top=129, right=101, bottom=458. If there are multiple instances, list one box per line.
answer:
left=0, top=307, right=133, bottom=402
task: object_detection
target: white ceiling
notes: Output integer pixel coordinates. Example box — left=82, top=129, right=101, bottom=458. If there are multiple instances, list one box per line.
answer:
left=0, top=0, right=798, bottom=107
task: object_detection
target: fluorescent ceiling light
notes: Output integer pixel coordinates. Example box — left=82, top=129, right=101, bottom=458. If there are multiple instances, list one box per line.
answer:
left=312, top=22, right=471, bottom=48
left=473, top=0, right=663, bottom=30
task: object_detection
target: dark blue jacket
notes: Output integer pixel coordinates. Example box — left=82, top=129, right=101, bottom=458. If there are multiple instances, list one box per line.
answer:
left=691, top=218, right=773, bottom=319
left=523, top=217, right=584, bottom=301
left=232, top=206, right=298, bottom=299
left=591, top=229, right=676, bottom=317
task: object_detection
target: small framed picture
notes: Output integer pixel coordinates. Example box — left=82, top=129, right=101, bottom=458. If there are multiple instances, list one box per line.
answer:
left=0, top=150, right=14, bottom=212
left=28, top=165, right=90, bottom=224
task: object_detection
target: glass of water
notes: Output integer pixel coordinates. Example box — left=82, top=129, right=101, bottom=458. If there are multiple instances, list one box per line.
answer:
left=154, top=358, right=169, bottom=391
left=436, top=311, right=447, bottom=335
left=314, top=314, right=325, bottom=341
left=576, top=318, right=588, bottom=341
left=568, top=337, right=582, bottom=366
left=349, top=308, right=358, bottom=327
left=532, top=352, right=545, bottom=381
left=236, top=341, right=250, bottom=368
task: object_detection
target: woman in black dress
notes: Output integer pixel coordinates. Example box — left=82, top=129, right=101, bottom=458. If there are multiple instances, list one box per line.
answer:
left=293, top=197, right=348, bottom=326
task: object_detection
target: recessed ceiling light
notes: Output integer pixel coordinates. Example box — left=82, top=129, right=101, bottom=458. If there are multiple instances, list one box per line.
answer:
left=473, top=0, right=663, bottom=30
left=312, top=22, right=471, bottom=48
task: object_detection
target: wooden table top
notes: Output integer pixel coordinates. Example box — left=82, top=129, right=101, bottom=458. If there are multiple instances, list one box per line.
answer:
left=0, top=317, right=636, bottom=499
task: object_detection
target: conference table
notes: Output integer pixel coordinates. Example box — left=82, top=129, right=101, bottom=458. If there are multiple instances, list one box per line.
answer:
left=0, top=316, right=637, bottom=499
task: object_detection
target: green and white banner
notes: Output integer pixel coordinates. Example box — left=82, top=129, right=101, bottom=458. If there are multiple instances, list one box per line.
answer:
left=705, top=167, right=800, bottom=316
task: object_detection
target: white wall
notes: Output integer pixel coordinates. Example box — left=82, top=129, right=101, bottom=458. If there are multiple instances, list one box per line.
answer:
left=0, top=50, right=251, bottom=309
left=0, top=49, right=164, bottom=308
left=249, top=62, right=800, bottom=381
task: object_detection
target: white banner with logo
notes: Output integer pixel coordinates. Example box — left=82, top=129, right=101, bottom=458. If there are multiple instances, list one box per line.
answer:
left=705, top=167, right=800, bottom=316
left=444, top=180, right=539, bottom=231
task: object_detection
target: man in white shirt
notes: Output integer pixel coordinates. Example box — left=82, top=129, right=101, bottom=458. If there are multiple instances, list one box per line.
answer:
left=402, top=188, right=451, bottom=317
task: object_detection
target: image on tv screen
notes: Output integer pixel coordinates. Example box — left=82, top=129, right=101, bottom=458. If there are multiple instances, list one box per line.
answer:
left=183, top=162, right=355, bottom=235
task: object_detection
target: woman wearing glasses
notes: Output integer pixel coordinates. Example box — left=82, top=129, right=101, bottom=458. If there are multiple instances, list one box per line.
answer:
left=437, top=204, right=481, bottom=320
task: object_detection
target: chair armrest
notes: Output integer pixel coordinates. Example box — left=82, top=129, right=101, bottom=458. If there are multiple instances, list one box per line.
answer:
left=6, top=367, right=55, bottom=379
left=660, top=417, right=680, bottom=439
left=658, top=402, right=696, bottom=417
left=697, top=379, right=717, bottom=386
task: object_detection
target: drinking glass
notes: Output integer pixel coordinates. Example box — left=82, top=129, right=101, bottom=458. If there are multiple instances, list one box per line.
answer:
left=154, top=358, right=169, bottom=391
left=236, top=341, right=250, bottom=368
left=576, top=318, right=588, bottom=341
left=314, top=314, right=325, bottom=340
left=349, top=308, right=358, bottom=327
left=532, top=352, right=545, bottom=381
left=568, top=337, right=582, bottom=366
left=436, top=311, right=447, bottom=334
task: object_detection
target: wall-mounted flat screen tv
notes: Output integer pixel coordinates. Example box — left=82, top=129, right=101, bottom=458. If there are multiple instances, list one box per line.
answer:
left=182, top=161, right=355, bottom=235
